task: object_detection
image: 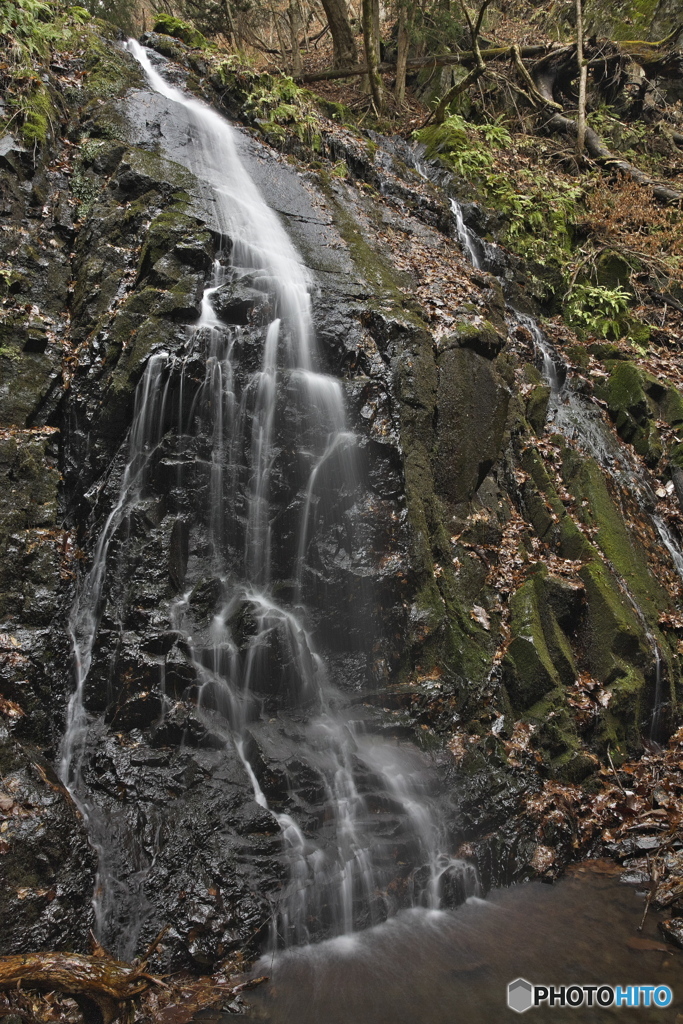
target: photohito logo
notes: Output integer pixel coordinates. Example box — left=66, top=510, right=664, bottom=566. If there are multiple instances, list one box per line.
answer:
left=507, top=980, right=673, bottom=1013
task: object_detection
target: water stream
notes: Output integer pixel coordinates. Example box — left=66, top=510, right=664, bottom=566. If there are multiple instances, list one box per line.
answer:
left=243, top=863, right=683, bottom=1023
left=58, top=47, right=477, bottom=957
left=450, top=198, right=683, bottom=739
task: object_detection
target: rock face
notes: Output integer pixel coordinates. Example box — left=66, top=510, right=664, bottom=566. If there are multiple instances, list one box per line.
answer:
left=0, top=30, right=681, bottom=967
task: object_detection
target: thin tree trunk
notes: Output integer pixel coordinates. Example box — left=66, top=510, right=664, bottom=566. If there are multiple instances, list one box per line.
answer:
left=362, top=0, right=383, bottom=110
left=432, top=0, right=490, bottom=123
left=576, top=0, right=587, bottom=155
left=289, top=0, right=303, bottom=73
left=394, top=2, right=410, bottom=106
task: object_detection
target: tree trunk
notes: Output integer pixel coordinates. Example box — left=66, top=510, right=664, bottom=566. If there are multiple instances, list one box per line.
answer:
left=394, top=1, right=410, bottom=106
left=0, top=952, right=154, bottom=1024
left=289, top=0, right=303, bottom=74
left=576, top=0, right=587, bottom=155
left=319, top=0, right=358, bottom=67
left=362, top=0, right=383, bottom=110
left=297, top=43, right=550, bottom=81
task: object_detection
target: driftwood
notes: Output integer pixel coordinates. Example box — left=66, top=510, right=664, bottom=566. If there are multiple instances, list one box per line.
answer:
left=0, top=951, right=158, bottom=1024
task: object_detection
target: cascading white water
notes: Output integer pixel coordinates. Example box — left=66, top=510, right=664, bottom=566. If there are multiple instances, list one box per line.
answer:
left=450, top=199, right=484, bottom=271
left=61, top=351, right=171, bottom=956
left=59, top=44, right=477, bottom=956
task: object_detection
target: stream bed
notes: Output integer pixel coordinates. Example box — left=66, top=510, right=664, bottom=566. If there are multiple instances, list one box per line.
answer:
left=239, top=863, right=683, bottom=1023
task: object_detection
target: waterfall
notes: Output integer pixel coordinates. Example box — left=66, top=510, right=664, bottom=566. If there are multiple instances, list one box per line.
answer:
left=58, top=45, right=477, bottom=957
left=450, top=198, right=681, bottom=741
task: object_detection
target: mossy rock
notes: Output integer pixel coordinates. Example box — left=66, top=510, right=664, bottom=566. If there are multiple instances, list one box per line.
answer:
left=435, top=345, right=510, bottom=506
left=525, top=689, right=594, bottom=781
left=636, top=370, right=683, bottom=429
left=142, top=32, right=188, bottom=60
left=502, top=575, right=577, bottom=711
left=578, top=560, right=647, bottom=681
left=452, top=320, right=505, bottom=360
left=518, top=447, right=593, bottom=560
left=595, top=252, right=632, bottom=290
left=561, top=449, right=668, bottom=618
left=566, top=343, right=589, bottom=369
left=587, top=342, right=626, bottom=361
left=0, top=325, right=61, bottom=428
left=598, top=361, right=661, bottom=462
left=82, top=33, right=144, bottom=99
left=626, top=320, right=651, bottom=348
left=526, top=384, right=551, bottom=436
left=152, top=13, right=208, bottom=48
left=138, top=207, right=214, bottom=282
left=522, top=362, right=543, bottom=386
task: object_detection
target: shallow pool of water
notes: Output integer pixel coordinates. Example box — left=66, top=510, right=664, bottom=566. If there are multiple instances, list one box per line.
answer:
left=242, top=862, right=683, bottom=1023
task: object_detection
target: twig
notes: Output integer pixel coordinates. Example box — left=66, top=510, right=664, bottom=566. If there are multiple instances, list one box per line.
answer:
left=637, top=889, right=652, bottom=932
left=607, top=745, right=627, bottom=796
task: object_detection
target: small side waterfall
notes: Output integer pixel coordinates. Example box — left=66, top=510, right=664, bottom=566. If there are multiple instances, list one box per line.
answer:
left=450, top=198, right=681, bottom=741
left=59, top=46, right=477, bottom=957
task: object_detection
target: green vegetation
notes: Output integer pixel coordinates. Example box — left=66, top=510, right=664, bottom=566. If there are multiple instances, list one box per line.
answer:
left=564, top=283, right=632, bottom=339
left=152, top=12, right=208, bottom=48
left=417, top=115, right=585, bottom=305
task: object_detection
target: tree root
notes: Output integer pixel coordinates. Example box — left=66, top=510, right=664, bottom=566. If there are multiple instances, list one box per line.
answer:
left=532, top=52, right=683, bottom=204
left=0, top=952, right=159, bottom=1024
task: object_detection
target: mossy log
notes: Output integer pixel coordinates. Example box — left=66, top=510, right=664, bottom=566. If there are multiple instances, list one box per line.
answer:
left=0, top=952, right=158, bottom=1024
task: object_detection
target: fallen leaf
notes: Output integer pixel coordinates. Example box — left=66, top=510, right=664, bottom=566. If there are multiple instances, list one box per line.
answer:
left=471, top=605, right=490, bottom=630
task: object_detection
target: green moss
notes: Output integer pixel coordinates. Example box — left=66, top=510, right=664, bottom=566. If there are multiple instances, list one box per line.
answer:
left=503, top=578, right=563, bottom=708
left=82, top=30, right=143, bottom=98
left=578, top=560, right=645, bottom=680
left=526, top=384, right=551, bottom=436
left=587, top=342, right=625, bottom=360
left=563, top=449, right=668, bottom=617
left=152, top=12, right=208, bottom=48
left=519, top=446, right=594, bottom=559
left=321, top=185, right=413, bottom=317
left=71, top=169, right=102, bottom=220
left=598, top=360, right=661, bottom=461
left=20, top=83, right=53, bottom=145
left=566, top=343, right=589, bottom=369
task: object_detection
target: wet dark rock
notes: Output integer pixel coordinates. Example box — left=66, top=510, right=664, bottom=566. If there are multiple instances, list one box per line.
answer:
left=435, top=342, right=510, bottom=506
left=658, top=917, right=683, bottom=949
left=0, top=739, right=96, bottom=951
left=212, top=278, right=271, bottom=326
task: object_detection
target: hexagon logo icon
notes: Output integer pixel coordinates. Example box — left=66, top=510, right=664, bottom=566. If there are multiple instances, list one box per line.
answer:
left=508, top=978, right=534, bottom=1013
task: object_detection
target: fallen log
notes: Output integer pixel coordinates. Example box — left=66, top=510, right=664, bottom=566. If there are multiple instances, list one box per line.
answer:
left=296, top=43, right=551, bottom=82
